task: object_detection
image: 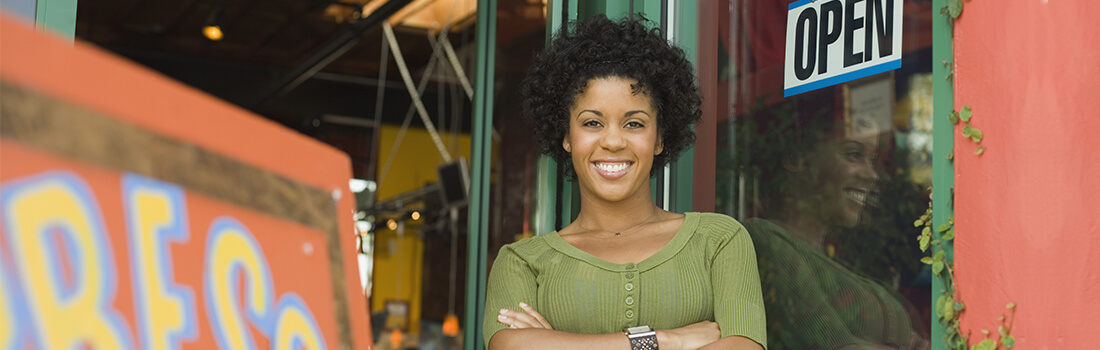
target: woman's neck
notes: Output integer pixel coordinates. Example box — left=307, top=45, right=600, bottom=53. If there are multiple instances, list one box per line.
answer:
left=774, top=210, right=828, bottom=251
left=572, top=191, right=663, bottom=234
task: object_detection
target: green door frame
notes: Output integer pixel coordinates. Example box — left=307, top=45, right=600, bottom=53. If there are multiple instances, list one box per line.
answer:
left=463, top=0, right=497, bottom=348
left=931, top=0, right=955, bottom=348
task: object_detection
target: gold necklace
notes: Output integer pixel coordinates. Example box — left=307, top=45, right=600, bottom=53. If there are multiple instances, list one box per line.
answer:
left=582, top=211, right=659, bottom=237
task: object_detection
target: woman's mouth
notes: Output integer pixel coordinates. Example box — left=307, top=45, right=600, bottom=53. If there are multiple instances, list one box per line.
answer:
left=593, top=161, right=633, bottom=179
left=845, top=189, right=868, bottom=206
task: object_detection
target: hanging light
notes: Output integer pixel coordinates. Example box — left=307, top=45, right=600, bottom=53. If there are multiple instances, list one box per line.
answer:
left=203, top=7, right=224, bottom=41
left=389, top=329, right=403, bottom=349
left=442, top=313, right=459, bottom=336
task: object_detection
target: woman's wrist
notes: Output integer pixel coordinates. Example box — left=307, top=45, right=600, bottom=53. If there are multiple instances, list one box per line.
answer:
left=655, top=329, right=677, bottom=350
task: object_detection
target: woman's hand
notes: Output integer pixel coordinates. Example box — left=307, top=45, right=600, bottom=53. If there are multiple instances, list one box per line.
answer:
left=657, top=321, right=721, bottom=350
left=497, top=302, right=554, bottom=330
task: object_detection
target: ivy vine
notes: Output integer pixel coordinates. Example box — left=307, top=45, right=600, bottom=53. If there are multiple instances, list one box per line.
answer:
left=921, top=1, right=1017, bottom=349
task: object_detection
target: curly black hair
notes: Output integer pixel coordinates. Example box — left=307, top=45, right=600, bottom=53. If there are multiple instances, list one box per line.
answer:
left=521, top=14, right=702, bottom=177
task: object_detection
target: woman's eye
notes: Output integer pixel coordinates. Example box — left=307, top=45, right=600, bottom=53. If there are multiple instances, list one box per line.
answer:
left=625, top=121, right=645, bottom=128
left=582, top=120, right=602, bottom=128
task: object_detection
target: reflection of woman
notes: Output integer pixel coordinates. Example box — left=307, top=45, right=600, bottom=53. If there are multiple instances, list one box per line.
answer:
left=482, top=15, right=766, bottom=350
left=742, top=96, right=926, bottom=350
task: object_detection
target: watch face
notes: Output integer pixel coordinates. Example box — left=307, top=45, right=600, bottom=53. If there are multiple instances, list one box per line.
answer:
left=627, top=326, right=653, bottom=334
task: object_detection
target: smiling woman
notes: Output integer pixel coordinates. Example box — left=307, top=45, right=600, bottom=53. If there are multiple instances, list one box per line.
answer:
left=481, top=15, right=766, bottom=350
left=730, top=86, right=929, bottom=350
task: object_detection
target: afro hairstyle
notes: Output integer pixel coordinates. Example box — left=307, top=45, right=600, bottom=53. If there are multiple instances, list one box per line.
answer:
left=521, top=14, right=702, bottom=177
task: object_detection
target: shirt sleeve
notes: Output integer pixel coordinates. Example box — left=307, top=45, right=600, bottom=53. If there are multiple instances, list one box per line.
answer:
left=482, top=243, right=539, bottom=348
left=710, top=218, right=769, bottom=349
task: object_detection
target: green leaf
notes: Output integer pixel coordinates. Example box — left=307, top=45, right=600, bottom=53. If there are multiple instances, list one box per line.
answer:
left=922, top=257, right=934, bottom=264
left=948, top=0, right=963, bottom=18
left=914, top=219, right=925, bottom=227
left=943, top=230, right=955, bottom=241
left=923, top=226, right=932, bottom=236
left=970, top=127, right=984, bottom=142
left=936, top=295, right=946, bottom=317
left=974, top=146, right=986, bottom=155
left=934, top=250, right=946, bottom=261
left=1002, top=335, right=1016, bottom=348
left=961, top=105, right=973, bottom=122
left=936, top=223, right=952, bottom=232
left=976, top=339, right=997, bottom=350
left=962, top=124, right=973, bottom=137
left=933, top=260, right=945, bottom=275
left=948, top=111, right=959, bottom=124
left=954, top=301, right=965, bottom=311
left=942, top=295, right=955, bottom=320
left=920, top=235, right=931, bottom=251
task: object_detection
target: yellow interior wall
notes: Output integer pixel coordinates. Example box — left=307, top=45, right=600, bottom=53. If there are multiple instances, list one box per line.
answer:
left=371, top=125, right=472, bottom=335
left=374, top=125, right=473, bottom=201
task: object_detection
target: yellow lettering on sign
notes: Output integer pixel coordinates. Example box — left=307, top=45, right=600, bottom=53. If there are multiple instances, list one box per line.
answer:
left=204, top=217, right=274, bottom=350
left=123, top=174, right=197, bottom=350
left=0, top=172, right=133, bottom=349
left=272, top=294, right=327, bottom=350
left=1, top=252, right=14, bottom=349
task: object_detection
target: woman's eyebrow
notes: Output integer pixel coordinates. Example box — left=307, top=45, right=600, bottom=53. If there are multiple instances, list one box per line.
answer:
left=625, top=110, right=652, bottom=118
left=577, top=109, right=603, bottom=118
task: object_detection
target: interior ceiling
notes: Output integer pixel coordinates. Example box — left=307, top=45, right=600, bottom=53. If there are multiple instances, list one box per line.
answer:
left=73, top=0, right=547, bottom=128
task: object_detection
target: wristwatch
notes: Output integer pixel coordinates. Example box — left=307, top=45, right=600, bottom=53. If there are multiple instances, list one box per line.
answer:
left=625, top=325, right=659, bottom=350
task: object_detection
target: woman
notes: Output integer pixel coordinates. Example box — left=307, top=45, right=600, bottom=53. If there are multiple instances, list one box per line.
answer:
left=740, top=91, right=928, bottom=349
left=483, top=15, right=766, bottom=350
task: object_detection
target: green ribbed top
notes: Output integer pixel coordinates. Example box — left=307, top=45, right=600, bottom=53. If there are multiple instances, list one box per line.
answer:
left=483, top=212, right=767, bottom=348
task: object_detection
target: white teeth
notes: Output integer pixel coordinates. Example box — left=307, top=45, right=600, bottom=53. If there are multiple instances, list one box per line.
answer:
left=846, top=190, right=867, bottom=203
left=595, top=162, right=629, bottom=172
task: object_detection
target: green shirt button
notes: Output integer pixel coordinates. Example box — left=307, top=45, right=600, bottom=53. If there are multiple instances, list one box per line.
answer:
left=625, top=272, right=634, bottom=279
left=625, top=283, right=634, bottom=291
left=626, top=310, right=634, bottom=318
left=626, top=296, right=634, bottom=305
left=625, top=263, right=635, bottom=269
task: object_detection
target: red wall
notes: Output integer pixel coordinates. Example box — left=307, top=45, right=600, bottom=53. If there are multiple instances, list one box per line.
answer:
left=954, top=1, right=1100, bottom=348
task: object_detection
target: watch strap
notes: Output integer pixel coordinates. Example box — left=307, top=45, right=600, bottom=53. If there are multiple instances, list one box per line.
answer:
left=626, top=326, right=658, bottom=350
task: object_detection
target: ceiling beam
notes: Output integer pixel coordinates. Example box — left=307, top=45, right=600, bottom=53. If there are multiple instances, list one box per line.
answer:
left=249, top=0, right=414, bottom=108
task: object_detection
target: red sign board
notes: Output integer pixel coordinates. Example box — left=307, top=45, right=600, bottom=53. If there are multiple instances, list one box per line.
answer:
left=0, top=13, right=371, bottom=350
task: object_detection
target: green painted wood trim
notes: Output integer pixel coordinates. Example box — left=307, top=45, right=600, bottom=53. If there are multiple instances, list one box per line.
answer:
left=671, top=0, right=697, bottom=214
left=532, top=155, right=558, bottom=235
left=931, top=0, right=955, bottom=348
left=464, top=0, right=497, bottom=348
left=34, top=0, right=77, bottom=41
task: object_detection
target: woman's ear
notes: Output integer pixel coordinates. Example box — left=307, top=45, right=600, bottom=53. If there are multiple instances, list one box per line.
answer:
left=562, top=134, right=572, bottom=153
left=654, top=135, right=664, bottom=155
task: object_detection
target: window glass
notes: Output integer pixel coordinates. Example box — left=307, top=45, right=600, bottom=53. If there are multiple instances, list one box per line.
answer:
left=714, top=1, right=934, bottom=348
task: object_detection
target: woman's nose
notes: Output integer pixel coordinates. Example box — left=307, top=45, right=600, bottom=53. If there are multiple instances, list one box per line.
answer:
left=599, top=127, right=627, bottom=151
left=858, top=158, right=880, bottom=182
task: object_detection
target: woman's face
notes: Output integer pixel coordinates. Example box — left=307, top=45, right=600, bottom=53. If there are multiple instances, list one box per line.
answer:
left=808, top=135, right=881, bottom=227
left=563, top=77, right=663, bottom=204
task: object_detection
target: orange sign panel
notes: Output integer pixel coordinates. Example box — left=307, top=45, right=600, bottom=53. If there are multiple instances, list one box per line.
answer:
left=0, top=13, right=370, bottom=350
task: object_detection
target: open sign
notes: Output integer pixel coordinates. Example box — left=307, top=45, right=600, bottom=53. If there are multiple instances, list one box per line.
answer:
left=784, top=0, right=903, bottom=97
